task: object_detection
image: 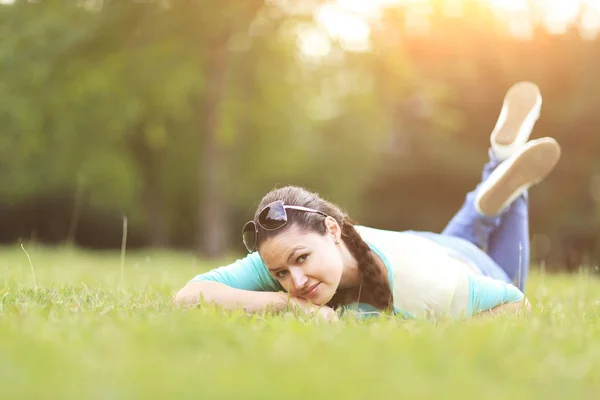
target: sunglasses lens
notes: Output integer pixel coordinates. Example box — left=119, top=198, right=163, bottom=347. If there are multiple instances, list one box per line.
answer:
left=242, top=221, right=257, bottom=252
left=259, top=201, right=287, bottom=230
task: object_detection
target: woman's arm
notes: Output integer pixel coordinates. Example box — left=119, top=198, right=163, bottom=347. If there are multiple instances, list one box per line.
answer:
left=173, top=281, right=338, bottom=320
left=174, top=252, right=282, bottom=309
left=479, top=297, right=531, bottom=316
left=173, top=281, right=288, bottom=311
left=174, top=252, right=340, bottom=319
left=466, top=274, right=527, bottom=316
left=444, top=272, right=529, bottom=318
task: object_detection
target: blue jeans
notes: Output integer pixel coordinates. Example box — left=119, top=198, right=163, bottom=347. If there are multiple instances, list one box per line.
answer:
left=413, top=149, right=530, bottom=291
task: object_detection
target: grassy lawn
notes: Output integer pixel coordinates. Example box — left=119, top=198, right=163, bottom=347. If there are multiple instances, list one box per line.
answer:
left=1, top=244, right=599, bottom=399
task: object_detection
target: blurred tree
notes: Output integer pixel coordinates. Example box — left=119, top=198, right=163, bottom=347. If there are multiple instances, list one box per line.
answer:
left=2, top=0, right=600, bottom=270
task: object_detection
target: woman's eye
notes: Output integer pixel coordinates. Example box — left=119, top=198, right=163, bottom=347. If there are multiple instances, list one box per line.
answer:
left=276, top=271, right=288, bottom=279
left=297, top=254, right=308, bottom=263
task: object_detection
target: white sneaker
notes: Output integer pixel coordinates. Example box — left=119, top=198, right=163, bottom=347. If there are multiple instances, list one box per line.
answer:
left=475, top=137, right=561, bottom=217
left=491, top=82, right=542, bottom=160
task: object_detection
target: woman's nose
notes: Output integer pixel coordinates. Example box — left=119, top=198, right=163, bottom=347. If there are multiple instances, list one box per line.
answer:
left=289, top=267, right=308, bottom=291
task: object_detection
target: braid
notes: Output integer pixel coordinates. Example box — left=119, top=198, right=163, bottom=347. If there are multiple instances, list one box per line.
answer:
left=329, top=222, right=393, bottom=311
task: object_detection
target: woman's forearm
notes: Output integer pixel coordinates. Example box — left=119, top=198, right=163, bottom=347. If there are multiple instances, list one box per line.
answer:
left=173, top=281, right=339, bottom=321
left=173, top=281, right=289, bottom=313
left=479, top=297, right=531, bottom=316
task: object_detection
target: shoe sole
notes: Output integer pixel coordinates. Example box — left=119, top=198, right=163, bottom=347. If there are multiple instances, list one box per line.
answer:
left=492, top=82, right=541, bottom=146
left=477, top=138, right=561, bottom=216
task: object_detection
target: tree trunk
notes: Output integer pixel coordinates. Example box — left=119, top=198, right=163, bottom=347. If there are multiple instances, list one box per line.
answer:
left=129, top=123, right=169, bottom=248
left=141, top=166, right=168, bottom=248
left=197, top=34, right=231, bottom=257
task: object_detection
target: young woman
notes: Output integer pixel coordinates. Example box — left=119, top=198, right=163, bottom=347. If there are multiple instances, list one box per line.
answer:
left=174, top=82, right=561, bottom=320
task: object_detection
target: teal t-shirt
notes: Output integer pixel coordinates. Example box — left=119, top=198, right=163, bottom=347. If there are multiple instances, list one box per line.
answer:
left=191, top=252, right=283, bottom=292
left=190, top=227, right=524, bottom=318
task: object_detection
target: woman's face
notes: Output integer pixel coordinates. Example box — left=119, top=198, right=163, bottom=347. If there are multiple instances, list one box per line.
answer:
left=259, top=222, right=344, bottom=305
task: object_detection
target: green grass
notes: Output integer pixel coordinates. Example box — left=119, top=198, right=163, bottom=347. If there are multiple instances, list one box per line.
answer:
left=1, top=245, right=600, bottom=399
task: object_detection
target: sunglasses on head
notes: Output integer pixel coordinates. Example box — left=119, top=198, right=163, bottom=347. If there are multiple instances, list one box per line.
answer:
left=242, top=200, right=330, bottom=253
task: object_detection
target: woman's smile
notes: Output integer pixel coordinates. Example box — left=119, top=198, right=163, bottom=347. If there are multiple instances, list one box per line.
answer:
left=303, top=282, right=321, bottom=298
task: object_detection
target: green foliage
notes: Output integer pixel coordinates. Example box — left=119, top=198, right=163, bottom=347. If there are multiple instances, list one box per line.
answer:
left=1, top=1, right=600, bottom=258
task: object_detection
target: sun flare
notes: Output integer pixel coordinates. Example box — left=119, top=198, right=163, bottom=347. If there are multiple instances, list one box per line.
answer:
left=302, top=0, right=600, bottom=56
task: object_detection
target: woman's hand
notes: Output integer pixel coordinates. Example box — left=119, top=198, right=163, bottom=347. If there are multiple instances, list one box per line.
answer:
left=287, top=297, right=339, bottom=322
